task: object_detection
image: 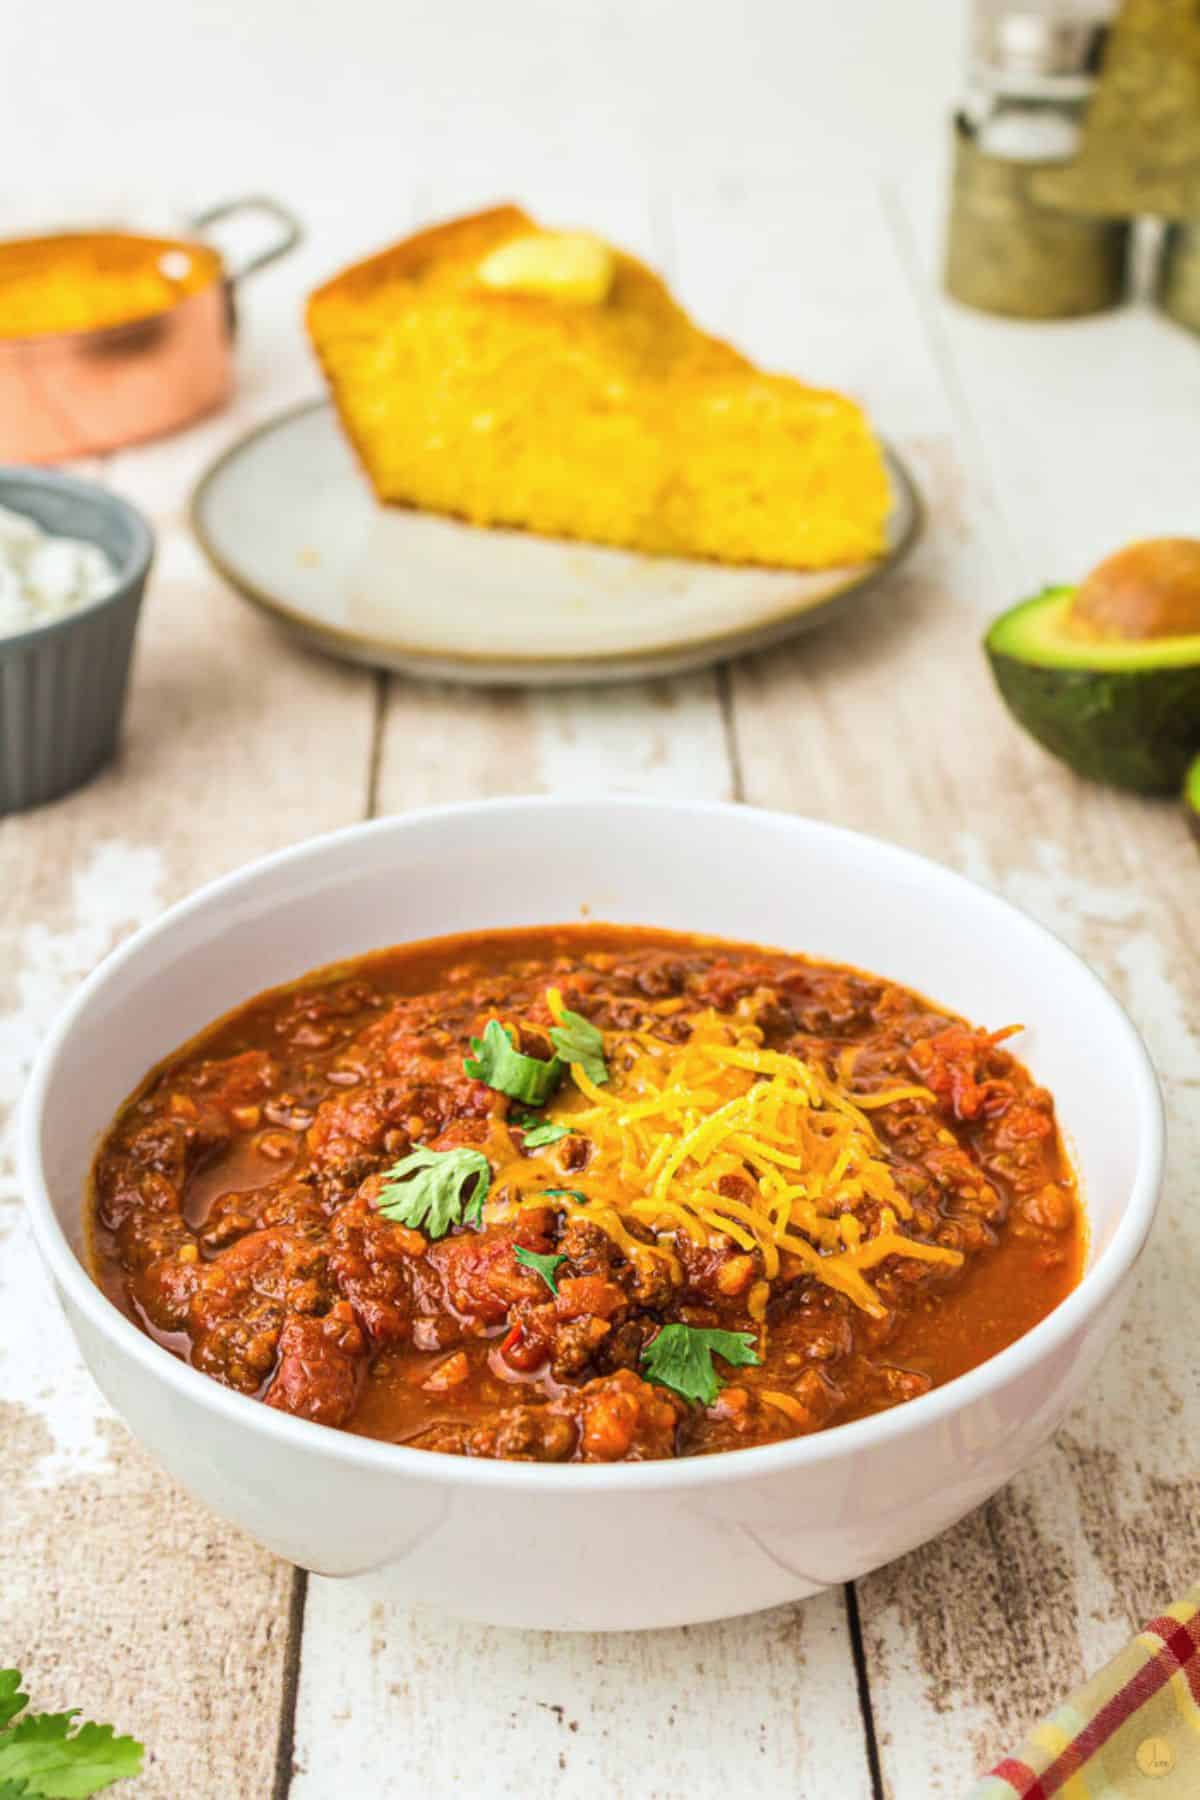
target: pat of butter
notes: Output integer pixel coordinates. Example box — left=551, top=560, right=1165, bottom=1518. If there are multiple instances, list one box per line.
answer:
left=477, top=232, right=615, bottom=305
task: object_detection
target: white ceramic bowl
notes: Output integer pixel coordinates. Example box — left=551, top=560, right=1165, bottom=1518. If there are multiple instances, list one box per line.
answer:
left=21, top=799, right=1163, bottom=1631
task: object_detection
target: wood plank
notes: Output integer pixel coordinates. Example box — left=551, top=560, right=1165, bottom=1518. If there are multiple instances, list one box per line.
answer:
left=721, top=174, right=1200, bottom=1792
left=291, top=1584, right=868, bottom=1800
left=0, top=328, right=376, bottom=1795
left=291, top=169, right=877, bottom=1800
left=374, top=670, right=734, bottom=809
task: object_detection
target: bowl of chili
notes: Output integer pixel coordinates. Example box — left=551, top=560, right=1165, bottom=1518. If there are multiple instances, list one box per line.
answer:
left=20, top=798, right=1163, bottom=1630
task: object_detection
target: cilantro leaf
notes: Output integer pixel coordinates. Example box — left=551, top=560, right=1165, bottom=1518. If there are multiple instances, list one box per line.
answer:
left=0, top=1677, right=27, bottom=1734
left=464, top=1020, right=563, bottom=1105
left=640, top=1324, right=761, bottom=1408
left=0, top=1673, right=142, bottom=1798
left=514, top=1246, right=566, bottom=1295
left=376, top=1146, right=491, bottom=1237
left=0, top=1720, right=144, bottom=1799
left=549, top=1006, right=609, bottom=1086
left=513, top=1110, right=570, bottom=1149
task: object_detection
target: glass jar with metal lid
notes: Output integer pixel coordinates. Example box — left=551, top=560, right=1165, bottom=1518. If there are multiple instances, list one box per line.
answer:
left=945, top=7, right=1129, bottom=319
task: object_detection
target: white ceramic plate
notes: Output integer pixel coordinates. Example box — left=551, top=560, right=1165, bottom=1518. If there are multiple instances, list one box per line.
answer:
left=190, top=400, right=920, bottom=687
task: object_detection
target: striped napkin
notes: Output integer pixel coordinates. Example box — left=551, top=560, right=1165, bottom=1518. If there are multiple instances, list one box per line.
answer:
left=970, top=1585, right=1200, bottom=1799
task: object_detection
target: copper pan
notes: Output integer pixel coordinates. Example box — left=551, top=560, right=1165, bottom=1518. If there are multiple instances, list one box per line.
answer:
left=0, top=197, right=302, bottom=463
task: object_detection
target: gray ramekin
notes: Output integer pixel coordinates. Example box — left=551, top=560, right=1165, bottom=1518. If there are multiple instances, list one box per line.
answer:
left=0, top=467, right=154, bottom=815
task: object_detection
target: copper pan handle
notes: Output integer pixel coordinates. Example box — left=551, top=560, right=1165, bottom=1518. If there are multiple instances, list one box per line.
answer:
left=188, top=196, right=303, bottom=285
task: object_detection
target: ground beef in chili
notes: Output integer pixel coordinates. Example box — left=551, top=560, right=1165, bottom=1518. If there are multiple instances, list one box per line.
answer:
left=90, top=926, right=1082, bottom=1462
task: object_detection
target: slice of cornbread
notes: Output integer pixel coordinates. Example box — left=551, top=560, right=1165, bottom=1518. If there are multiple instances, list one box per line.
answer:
left=307, top=206, right=890, bottom=570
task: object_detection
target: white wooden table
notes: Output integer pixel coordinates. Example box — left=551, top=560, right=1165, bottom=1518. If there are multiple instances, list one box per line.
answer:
left=2, top=143, right=1198, bottom=1799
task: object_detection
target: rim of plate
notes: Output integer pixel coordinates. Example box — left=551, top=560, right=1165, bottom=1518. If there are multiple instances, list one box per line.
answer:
left=188, top=399, right=922, bottom=680
left=20, top=797, right=1164, bottom=1496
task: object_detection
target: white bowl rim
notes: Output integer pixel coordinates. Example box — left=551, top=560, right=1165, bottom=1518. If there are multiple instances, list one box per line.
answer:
left=20, top=795, right=1165, bottom=1496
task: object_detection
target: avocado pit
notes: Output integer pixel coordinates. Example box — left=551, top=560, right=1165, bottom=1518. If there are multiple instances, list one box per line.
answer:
left=1070, top=538, right=1200, bottom=642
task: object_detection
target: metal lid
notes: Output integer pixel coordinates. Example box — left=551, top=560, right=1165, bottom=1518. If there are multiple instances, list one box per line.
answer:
left=973, top=8, right=1110, bottom=94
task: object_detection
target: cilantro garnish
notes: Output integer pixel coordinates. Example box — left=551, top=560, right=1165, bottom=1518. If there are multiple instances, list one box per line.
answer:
left=376, top=1146, right=491, bottom=1237
left=541, top=1187, right=589, bottom=1205
left=522, top=1122, right=570, bottom=1148
left=549, top=1005, right=609, bottom=1086
left=0, top=1677, right=24, bottom=1733
left=512, top=1110, right=570, bottom=1149
left=0, top=1668, right=143, bottom=1796
left=465, top=998, right=608, bottom=1104
left=464, top=1020, right=563, bottom=1106
left=514, top=1246, right=567, bottom=1295
left=640, top=1324, right=761, bottom=1408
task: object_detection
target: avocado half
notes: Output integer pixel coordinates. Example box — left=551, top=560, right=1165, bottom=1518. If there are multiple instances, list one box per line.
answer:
left=985, top=586, right=1200, bottom=793
left=1186, top=754, right=1200, bottom=844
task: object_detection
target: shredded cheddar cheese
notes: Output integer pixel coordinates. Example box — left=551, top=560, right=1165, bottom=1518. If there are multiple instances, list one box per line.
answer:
left=759, top=1389, right=812, bottom=1424
left=486, top=995, right=960, bottom=1317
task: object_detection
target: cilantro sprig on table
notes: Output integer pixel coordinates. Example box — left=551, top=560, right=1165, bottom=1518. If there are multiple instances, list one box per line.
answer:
left=640, top=1324, right=761, bottom=1408
left=375, top=1146, right=491, bottom=1238
left=0, top=1669, right=143, bottom=1797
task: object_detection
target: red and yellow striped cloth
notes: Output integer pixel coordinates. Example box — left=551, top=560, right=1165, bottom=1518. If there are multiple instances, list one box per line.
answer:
left=970, top=1585, right=1200, bottom=1798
